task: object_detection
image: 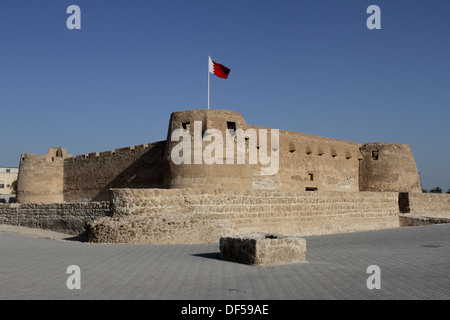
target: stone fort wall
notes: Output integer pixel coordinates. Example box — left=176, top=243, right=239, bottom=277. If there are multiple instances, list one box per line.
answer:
left=17, top=142, right=168, bottom=203
left=250, top=126, right=362, bottom=192
left=166, top=109, right=364, bottom=192
left=165, top=109, right=421, bottom=194
left=0, top=202, right=111, bottom=235
left=2, top=190, right=450, bottom=242
left=86, top=189, right=401, bottom=244
left=63, top=141, right=167, bottom=202
left=8, top=108, right=433, bottom=244
left=408, top=193, right=450, bottom=218
left=16, top=109, right=422, bottom=204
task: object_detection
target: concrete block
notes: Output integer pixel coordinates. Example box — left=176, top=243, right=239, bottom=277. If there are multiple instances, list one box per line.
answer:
left=219, top=233, right=307, bottom=266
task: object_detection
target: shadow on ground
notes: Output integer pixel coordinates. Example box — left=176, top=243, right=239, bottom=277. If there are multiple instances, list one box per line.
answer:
left=191, top=252, right=221, bottom=260
left=63, top=232, right=87, bottom=242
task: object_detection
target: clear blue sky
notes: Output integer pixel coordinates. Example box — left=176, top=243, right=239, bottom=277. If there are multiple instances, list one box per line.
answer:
left=1, top=0, right=449, bottom=191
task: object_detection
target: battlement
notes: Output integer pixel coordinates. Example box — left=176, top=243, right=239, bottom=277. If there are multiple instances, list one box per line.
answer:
left=20, top=147, right=72, bottom=162
left=65, top=143, right=156, bottom=163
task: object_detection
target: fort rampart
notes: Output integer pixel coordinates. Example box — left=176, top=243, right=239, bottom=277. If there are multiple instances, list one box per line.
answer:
left=86, top=189, right=401, bottom=244
left=63, top=141, right=167, bottom=202
left=408, top=193, right=450, bottom=218
left=15, top=109, right=423, bottom=204
left=0, top=202, right=110, bottom=235
left=5, top=109, right=445, bottom=244
left=1, top=191, right=449, bottom=243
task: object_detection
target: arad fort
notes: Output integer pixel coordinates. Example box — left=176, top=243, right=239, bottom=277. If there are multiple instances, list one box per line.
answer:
left=1, top=109, right=449, bottom=244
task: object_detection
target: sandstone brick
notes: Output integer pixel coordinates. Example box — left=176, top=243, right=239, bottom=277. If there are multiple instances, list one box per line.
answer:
left=220, top=233, right=307, bottom=266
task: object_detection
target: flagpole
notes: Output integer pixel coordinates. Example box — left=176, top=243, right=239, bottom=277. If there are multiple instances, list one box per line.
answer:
left=207, top=55, right=210, bottom=110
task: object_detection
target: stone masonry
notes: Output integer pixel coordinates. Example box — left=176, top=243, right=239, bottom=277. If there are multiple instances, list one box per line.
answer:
left=85, top=188, right=400, bottom=244
left=220, top=233, right=307, bottom=266
left=2, top=109, right=448, bottom=245
left=0, top=202, right=111, bottom=235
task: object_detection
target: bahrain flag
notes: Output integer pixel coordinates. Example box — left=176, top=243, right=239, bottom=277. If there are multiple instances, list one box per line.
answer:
left=208, top=56, right=230, bottom=79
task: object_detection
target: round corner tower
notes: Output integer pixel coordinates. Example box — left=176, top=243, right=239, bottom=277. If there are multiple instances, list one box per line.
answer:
left=359, top=142, right=422, bottom=193
left=16, top=147, right=72, bottom=203
left=165, top=109, right=253, bottom=190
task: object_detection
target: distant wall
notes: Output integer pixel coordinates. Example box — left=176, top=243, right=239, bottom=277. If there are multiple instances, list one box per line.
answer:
left=86, top=189, right=400, bottom=244
left=63, top=141, right=168, bottom=202
left=408, top=193, right=450, bottom=218
left=399, top=215, right=450, bottom=227
left=259, top=127, right=361, bottom=192
left=0, top=202, right=111, bottom=235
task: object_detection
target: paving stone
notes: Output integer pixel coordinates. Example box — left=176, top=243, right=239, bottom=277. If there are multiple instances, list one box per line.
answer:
left=1, top=224, right=449, bottom=300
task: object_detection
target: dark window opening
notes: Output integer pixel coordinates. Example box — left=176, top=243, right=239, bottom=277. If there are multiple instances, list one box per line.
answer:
left=308, top=173, right=314, bottom=181
left=6, top=169, right=10, bottom=173
left=372, top=150, right=379, bottom=160
left=289, top=142, right=296, bottom=153
left=331, top=149, right=337, bottom=158
left=56, top=149, right=63, bottom=157
left=182, top=122, right=190, bottom=130
left=227, top=121, right=236, bottom=131
left=398, top=192, right=410, bottom=214
left=305, top=187, right=318, bottom=191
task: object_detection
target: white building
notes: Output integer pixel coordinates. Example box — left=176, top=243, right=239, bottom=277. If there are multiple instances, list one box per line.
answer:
left=0, top=166, right=19, bottom=195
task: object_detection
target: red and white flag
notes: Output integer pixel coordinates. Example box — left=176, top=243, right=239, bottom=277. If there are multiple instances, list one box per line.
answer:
left=208, top=56, right=230, bottom=79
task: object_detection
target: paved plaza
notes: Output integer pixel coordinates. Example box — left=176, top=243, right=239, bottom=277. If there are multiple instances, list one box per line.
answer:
left=1, top=224, right=449, bottom=300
